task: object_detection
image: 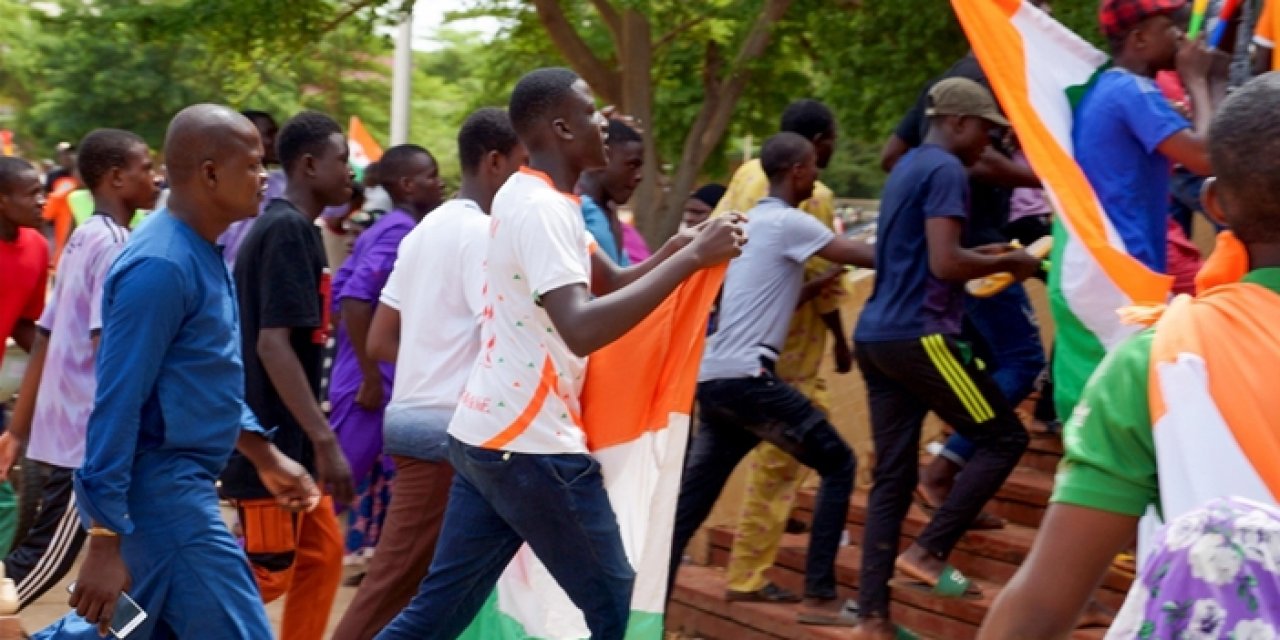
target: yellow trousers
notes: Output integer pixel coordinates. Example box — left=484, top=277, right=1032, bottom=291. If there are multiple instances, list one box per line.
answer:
left=725, top=377, right=828, bottom=593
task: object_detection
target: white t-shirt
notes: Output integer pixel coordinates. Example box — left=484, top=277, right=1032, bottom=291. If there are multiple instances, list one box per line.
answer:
left=380, top=198, right=488, bottom=411
left=698, top=197, right=834, bottom=381
left=449, top=168, right=595, bottom=454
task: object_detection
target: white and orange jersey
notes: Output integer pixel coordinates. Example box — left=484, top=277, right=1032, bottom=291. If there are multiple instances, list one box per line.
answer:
left=449, top=167, right=597, bottom=454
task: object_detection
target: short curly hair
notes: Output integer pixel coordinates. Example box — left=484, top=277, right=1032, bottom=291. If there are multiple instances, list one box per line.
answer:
left=277, top=110, right=343, bottom=173
left=780, top=99, right=836, bottom=141
left=77, top=128, right=147, bottom=190
left=458, top=107, right=519, bottom=174
left=509, top=67, right=581, bottom=139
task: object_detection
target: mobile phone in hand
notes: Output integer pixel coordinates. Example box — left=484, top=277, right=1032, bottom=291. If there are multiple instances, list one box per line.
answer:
left=68, top=583, right=148, bottom=638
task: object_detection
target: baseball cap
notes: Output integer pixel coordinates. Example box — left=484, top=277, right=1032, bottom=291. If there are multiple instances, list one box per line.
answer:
left=1099, top=0, right=1187, bottom=40
left=925, top=78, right=1010, bottom=127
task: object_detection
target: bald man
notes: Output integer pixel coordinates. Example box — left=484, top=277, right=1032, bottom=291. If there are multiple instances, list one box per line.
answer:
left=34, top=104, right=320, bottom=639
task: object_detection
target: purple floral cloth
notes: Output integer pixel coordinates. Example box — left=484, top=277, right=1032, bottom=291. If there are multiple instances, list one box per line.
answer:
left=1109, top=497, right=1280, bottom=640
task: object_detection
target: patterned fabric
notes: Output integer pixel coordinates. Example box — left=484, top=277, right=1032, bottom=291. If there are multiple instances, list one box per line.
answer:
left=344, top=455, right=395, bottom=555
left=1099, top=0, right=1188, bottom=38
left=1108, top=497, right=1280, bottom=640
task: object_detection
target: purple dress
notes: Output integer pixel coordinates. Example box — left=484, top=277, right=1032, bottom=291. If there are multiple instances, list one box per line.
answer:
left=328, top=208, right=417, bottom=483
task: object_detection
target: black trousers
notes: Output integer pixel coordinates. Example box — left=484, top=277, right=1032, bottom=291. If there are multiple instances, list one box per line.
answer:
left=5, top=461, right=86, bottom=609
left=854, top=335, right=1028, bottom=618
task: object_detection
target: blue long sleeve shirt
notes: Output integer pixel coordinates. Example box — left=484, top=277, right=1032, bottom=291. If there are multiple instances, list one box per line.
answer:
left=74, top=210, right=264, bottom=534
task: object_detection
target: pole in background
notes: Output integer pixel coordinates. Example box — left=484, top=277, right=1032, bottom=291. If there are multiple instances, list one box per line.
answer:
left=390, top=9, right=413, bottom=145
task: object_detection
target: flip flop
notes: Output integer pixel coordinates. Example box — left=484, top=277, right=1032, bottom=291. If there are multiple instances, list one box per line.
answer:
left=796, top=598, right=859, bottom=627
left=725, top=582, right=801, bottom=603
left=912, top=488, right=1006, bottom=530
left=895, top=558, right=983, bottom=599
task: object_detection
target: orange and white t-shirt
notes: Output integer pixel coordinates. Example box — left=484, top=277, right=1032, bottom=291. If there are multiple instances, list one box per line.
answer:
left=448, top=167, right=596, bottom=454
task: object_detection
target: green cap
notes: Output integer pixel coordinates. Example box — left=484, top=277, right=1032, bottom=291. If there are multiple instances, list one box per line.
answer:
left=925, top=78, right=1009, bottom=128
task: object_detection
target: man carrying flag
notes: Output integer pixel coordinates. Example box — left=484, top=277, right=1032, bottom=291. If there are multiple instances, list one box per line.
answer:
left=980, top=70, right=1280, bottom=640
left=1051, top=0, right=1227, bottom=418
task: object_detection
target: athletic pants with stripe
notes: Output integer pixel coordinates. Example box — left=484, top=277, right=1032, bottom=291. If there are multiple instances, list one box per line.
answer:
left=853, top=334, right=1028, bottom=618
left=4, top=461, right=86, bottom=609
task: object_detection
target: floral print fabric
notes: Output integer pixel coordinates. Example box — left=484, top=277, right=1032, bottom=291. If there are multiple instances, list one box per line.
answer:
left=1109, top=497, right=1280, bottom=640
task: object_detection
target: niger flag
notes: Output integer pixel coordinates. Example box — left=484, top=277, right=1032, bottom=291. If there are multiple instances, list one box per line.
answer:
left=348, top=115, right=383, bottom=168
left=951, top=0, right=1173, bottom=418
left=458, top=266, right=726, bottom=639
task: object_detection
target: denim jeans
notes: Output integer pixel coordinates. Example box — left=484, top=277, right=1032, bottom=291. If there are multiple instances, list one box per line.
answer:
left=376, top=437, right=636, bottom=640
left=669, top=371, right=856, bottom=601
left=941, top=283, right=1045, bottom=464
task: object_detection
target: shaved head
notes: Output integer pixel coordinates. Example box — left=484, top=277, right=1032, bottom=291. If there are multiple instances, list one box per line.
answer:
left=162, top=104, right=267, bottom=227
left=164, top=104, right=261, bottom=185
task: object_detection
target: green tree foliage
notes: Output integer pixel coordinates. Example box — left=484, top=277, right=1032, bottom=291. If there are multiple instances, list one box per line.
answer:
left=0, top=0, right=1107, bottom=199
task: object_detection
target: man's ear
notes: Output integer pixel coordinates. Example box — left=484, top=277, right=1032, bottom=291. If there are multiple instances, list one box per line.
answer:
left=551, top=117, right=573, bottom=141
left=109, top=166, right=125, bottom=190
left=201, top=159, right=218, bottom=189
left=1200, top=177, right=1230, bottom=229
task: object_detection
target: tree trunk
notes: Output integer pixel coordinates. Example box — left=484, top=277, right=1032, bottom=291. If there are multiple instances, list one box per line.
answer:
left=651, top=0, right=796, bottom=241
left=618, top=9, right=663, bottom=247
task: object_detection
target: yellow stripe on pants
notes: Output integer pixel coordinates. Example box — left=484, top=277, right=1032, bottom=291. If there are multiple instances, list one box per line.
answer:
left=922, top=335, right=994, bottom=423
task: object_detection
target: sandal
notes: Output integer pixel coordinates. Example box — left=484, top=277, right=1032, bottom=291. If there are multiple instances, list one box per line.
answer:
left=796, top=598, right=859, bottom=626
left=895, top=558, right=983, bottom=599
left=725, top=582, right=801, bottom=603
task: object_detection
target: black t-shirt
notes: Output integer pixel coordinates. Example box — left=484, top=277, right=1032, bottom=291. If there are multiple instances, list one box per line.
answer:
left=893, top=52, right=1012, bottom=247
left=220, top=198, right=330, bottom=500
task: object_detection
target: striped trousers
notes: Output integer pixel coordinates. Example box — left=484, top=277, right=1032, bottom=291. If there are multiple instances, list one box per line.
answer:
left=4, top=461, right=86, bottom=610
left=853, top=334, right=1029, bottom=618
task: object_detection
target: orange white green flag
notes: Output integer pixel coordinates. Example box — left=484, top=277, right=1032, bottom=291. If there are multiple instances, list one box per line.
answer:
left=347, top=115, right=383, bottom=169
left=458, top=266, right=726, bottom=639
left=949, top=0, right=1173, bottom=418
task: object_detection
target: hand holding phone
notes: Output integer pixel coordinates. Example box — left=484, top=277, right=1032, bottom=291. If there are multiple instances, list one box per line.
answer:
left=68, top=583, right=147, bottom=638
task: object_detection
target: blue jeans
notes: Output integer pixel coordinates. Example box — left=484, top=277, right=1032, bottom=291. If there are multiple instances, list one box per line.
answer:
left=669, top=371, right=856, bottom=600
left=942, top=284, right=1045, bottom=464
left=376, top=437, right=636, bottom=640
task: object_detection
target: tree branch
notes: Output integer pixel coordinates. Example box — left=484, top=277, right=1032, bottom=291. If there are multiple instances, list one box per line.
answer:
left=652, top=0, right=796, bottom=239
left=589, top=0, right=623, bottom=43
left=653, top=17, right=706, bottom=52
left=531, top=0, right=622, bottom=104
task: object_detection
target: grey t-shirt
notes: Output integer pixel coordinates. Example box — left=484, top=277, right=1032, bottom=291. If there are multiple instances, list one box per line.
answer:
left=698, top=197, right=835, bottom=381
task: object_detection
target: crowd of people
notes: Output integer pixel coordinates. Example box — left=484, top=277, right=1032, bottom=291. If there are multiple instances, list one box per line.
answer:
left=0, top=0, right=1278, bottom=639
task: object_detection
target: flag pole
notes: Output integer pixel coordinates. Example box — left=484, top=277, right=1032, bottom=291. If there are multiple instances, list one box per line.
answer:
left=390, top=8, right=413, bottom=145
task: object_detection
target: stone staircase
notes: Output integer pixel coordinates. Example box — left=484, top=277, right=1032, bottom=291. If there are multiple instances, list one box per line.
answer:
left=666, top=435, right=1133, bottom=639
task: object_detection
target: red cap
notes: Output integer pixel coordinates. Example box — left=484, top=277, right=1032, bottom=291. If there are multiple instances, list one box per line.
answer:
left=1099, top=0, right=1187, bottom=39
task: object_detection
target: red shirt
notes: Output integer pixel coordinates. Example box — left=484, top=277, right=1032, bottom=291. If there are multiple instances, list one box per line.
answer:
left=0, top=227, right=49, bottom=367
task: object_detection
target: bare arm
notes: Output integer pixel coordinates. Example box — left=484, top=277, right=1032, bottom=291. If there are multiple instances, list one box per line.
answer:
left=367, top=305, right=401, bottom=365
left=978, top=503, right=1137, bottom=640
left=0, top=330, right=48, bottom=468
left=340, top=299, right=378, bottom=375
left=591, top=230, right=694, bottom=296
left=1161, top=41, right=1230, bottom=176
left=257, top=328, right=355, bottom=503
left=925, top=217, right=1041, bottom=281
left=543, top=217, right=742, bottom=357
left=814, top=236, right=876, bottom=268
left=10, top=319, right=36, bottom=353
left=880, top=134, right=910, bottom=173
left=968, top=147, right=1041, bottom=189
left=821, top=310, right=853, bottom=374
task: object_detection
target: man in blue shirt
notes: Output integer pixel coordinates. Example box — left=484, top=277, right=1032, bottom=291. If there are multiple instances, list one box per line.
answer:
left=1053, top=0, right=1228, bottom=418
left=850, top=79, right=1040, bottom=640
left=577, top=119, right=644, bottom=265
left=38, top=104, right=319, bottom=639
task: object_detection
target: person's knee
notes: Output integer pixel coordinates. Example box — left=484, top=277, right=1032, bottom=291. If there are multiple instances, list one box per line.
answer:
left=813, top=438, right=856, bottom=486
